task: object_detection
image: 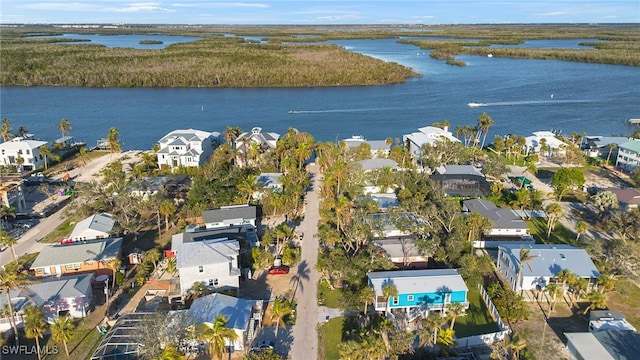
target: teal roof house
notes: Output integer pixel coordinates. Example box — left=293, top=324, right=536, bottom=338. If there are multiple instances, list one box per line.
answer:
left=368, top=269, right=469, bottom=321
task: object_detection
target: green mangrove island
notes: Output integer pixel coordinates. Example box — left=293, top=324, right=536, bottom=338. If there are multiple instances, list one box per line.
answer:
left=0, top=24, right=638, bottom=88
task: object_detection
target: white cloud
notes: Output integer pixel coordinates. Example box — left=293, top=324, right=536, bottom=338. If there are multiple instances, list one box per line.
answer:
left=22, top=2, right=105, bottom=11
left=171, top=2, right=268, bottom=8
left=113, top=2, right=174, bottom=13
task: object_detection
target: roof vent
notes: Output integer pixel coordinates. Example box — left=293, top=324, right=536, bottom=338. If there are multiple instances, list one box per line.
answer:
left=560, top=253, right=566, bottom=260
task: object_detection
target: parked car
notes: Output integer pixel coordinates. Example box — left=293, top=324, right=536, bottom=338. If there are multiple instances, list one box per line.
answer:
left=267, top=265, right=289, bottom=275
left=250, top=340, right=275, bottom=352
left=60, top=238, right=73, bottom=244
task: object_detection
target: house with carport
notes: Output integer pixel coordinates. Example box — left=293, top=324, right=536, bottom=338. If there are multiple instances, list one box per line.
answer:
left=368, top=269, right=469, bottom=322
left=496, top=244, right=600, bottom=293
left=30, top=238, right=123, bottom=278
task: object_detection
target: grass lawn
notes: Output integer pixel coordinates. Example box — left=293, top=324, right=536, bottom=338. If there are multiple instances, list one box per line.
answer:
left=454, top=287, right=500, bottom=338
left=606, top=278, right=640, bottom=330
left=318, top=316, right=345, bottom=360
left=318, top=281, right=341, bottom=308
left=527, top=217, right=576, bottom=245
left=41, top=220, right=78, bottom=243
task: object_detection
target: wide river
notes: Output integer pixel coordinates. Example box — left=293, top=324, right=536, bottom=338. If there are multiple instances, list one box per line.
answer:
left=1, top=38, right=639, bottom=150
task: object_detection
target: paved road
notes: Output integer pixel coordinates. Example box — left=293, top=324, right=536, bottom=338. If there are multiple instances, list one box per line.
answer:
left=289, top=164, right=321, bottom=360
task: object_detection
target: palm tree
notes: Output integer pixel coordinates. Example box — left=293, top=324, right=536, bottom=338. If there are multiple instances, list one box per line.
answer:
left=436, top=328, right=457, bottom=356
left=0, top=263, right=31, bottom=346
left=56, top=118, right=72, bottom=138
left=556, top=269, right=573, bottom=302
left=477, top=112, right=495, bottom=148
left=545, top=202, right=564, bottom=239
left=159, top=345, right=184, bottom=360
left=575, top=221, right=588, bottom=242
left=334, top=195, right=352, bottom=233
left=507, top=334, right=527, bottom=360
left=583, top=291, right=607, bottom=315
left=39, top=145, right=51, bottom=170
left=107, top=127, right=122, bottom=154
left=359, top=286, right=376, bottom=315
left=517, top=246, right=537, bottom=295
left=51, top=316, right=75, bottom=357
left=198, top=315, right=239, bottom=360
left=446, top=302, right=465, bottom=329
left=224, top=126, right=242, bottom=146
left=144, top=248, right=162, bottom=273
left=237, top=174, right=262, bottom=204
left=605, top=143, right=617, bottom=165
left=0, top=231, right=18, bottom=263
left=107, top=258, right=122, bottom=289
left=77, top=146, right=90, bottom=165
left=159, top=199, right=177, bottom=231
left=165, top=257, right=177, bottom=276
left=597, top=274, right=615, bottom=293
left=382, top=283, right=398, bottom=315
left=23, top=305, right=47, bottom=360
left=543, top=283, right=562, bottom=315
left=270, top=297, right=294, bottom=338
left=1, top=118, right=12, bottom=142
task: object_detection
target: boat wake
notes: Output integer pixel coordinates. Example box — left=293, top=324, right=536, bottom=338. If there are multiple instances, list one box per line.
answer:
left=468, top=99, right=588, bottom=108
left=288, top=107, right=392, bottom=114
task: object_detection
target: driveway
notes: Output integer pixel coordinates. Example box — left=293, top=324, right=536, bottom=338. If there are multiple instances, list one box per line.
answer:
left=289, top=164, right=321, bottom=360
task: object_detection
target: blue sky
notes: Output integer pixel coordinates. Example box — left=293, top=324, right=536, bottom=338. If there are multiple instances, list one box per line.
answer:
left=1, top=1, right=638, bottom=25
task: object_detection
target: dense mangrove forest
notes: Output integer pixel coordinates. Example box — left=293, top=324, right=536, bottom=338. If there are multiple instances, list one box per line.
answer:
left=0, top=24, right=638, bottom=87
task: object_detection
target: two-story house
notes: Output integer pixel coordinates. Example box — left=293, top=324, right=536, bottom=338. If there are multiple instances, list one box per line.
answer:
left=30, top=238, right=123, bottom=278
left=368, top=269, right=469, bottom=321
left=403, top=126, right=460, bottom=161
left=156, top=129, right=220, bottom=171
left=67, top=213, right=115, bottom=243
left=202, top=205, right=258, bottom=230
left=616, top=139, right=640, bottom=171
left=431, top=165, right=491, bottom=197
left=462, top=199, right=533, bottom=248
left=342, top=135, right=391, bottom=158
left=0, top=135, right=48, bottom=171
left=233, top=127, right=280, bottom=167
left=496, top=244, right=600, bottom=293
left=172, top=234, right=241, bottom=298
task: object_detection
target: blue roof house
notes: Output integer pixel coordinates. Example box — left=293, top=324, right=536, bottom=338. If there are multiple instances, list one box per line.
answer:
left=367, top=269, right=469, bottom=321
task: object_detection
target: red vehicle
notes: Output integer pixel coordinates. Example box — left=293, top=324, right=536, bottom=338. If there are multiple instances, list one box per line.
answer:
left=60, top=238, right=73, bottom=244
left=267, top=265, right=289, bottom=275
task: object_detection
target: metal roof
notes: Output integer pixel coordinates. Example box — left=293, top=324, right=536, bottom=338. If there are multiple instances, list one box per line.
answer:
left=355, top=158, right=399, bottom=171
left=0, top=273, right=93, bottom=311
left=175, top=238, right=239, bottom=269
left=30, top=238, right=123, bottom=268
left=188, top=293, right=256, bottom=331
left=69, top=213, right=115, bottom=239
left=499, top=244, right=600, bottom=279
left=367, top=269, right=468, bottom=296
left=202, top=205, right=257, bottom=223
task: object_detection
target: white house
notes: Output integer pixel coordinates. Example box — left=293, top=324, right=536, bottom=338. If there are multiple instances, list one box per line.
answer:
left=342, top=136, right=391, bottom=157
left=233, top=127, right=280, bottom=167
left=462, top=199, right=531, bottom=240
left=253, top=173, right=283, bottom=200
left=403, top=126, right=460, bottom=159
left=581, top=136, right=629, bottom=158
left=202, top=205, right=257, bottom=230
left=496, top=244, right=600, bottom=292
left=0, top=136, right=48, bottom=171
left=172, top=236, right=241, bottom=297
left=156, top=129, right=220, bottom=170
left=616, top=139, right=640, bottom=171
left=0, top=273, right=93, bottom=332
left=525, top=131, right=568, bottom=157
left=187, top=293, right=263, bottom=351
left=68, top=213, right=115, bottom=242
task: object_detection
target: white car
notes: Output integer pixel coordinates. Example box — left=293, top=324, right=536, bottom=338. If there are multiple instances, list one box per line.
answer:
left=250, top=340, right=275, bottom=352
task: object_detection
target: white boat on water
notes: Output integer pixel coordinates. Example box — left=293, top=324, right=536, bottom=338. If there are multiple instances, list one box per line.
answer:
left=467, top=102, right=482, bottom=107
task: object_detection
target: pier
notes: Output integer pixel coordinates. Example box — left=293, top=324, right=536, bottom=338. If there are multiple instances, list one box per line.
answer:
left=629, top=119, right=640, bottom=125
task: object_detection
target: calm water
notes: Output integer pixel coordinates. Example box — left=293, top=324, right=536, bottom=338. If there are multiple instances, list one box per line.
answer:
left=1, top=38, right=638, bottom=150
left=36, top=33, right=202, bottom=49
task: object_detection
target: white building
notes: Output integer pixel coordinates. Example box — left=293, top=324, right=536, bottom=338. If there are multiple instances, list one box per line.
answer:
left=172, top=236, right=241, bottom=297
left=0, top=136, right=48, bottom=171
left=616, top=139, right=640, bottom=171
left=156, top=129, right=220, bottom=171
left=233, top=127, right=280, bottom=167
left=403, top=126, right=460, bottom=159
left=202, top=205, right=257, bottom=230
left=525, top=131, right=568, bottom=157
left=341, top=136, right=391, bottom=157
left=68, top=213, right=115, bottom=242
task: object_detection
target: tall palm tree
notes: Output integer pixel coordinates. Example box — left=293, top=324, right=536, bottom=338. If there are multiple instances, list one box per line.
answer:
left=23, top=305, right=47, bottom=360
left=582, top=291, right=607, bottom=315
left=334, top=195, right=352, bottom=233
left=107, top=127, right=122, bottom=154
left=237, top=174, right=262, bottom=204
left=477, top=112, right=495, bottom=149
left=597, top=274, right=615, bottom=294
left=517, top=246, right=537, bottom=295
left=543, top=283, right=562, bottom=315
left=556, top=268, right=573, bottom=302
left=159, top=345, right=184, bottom=360
left=144, top=248, right=162, bottom=273
left=545, top=202, right=564, bottom=239
left=359, top=286, right=376, bottom=315
left=51, top=316, right=75, bottom=357
left=270, top=297, right=294, bottom=338
left=605, top=143, right=617, bottom=165
left=0, top=263, right=31, bottom=346
left=1, top=118, right=12, bottom=142
left=159, top=199, right=177, bottom=231
left=56, top=118, right=72, bottom=138
left=0, top=231, right=18, bottom=263
left=224, top=126, right=242, bottom=146
left=575, top=221, right=588, bottom=242
left=39, top=145, right=51, bottom=170
left=76, top=146, right=90, bottom=165
left=507, top=334, right=527, bottom=360
left=107, top=258, right=122, bottom=289
left=382, top=283, right=398, bottom=315
left=198, top=315, right=239, bottom=360
left=446, top=302, right=465, bottom=329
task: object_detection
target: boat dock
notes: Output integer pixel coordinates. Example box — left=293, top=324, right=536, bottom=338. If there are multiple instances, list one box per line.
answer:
left=629, top=119, right=640, bottom=125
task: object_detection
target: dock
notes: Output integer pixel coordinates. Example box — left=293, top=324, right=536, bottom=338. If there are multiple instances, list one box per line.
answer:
left=629, top=119, right=640, bottom=125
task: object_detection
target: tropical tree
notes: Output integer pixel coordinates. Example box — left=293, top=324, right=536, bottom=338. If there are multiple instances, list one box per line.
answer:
left=382, top=283, right=398, bottom=315
left=159, top=345, right=184, bottom=360
left=556, top=268, right=573, bottom=300
left=1, top=118, right=12, bottom=142
left=592, top=190, right=618, bottom=218
left=446, top=302, right=465, bottom=329
left=224, top=126, right=242, bottom=146
left=597, top=274, right=615, bottom=294
left=0, top=263, right=31, bottom=346
left=144, top=247, right=162, bottom=273
left=23, top=305, right=47, bottom=360
left=270, top=296, right=294, bottom=338
left=56, top=118, right=72, bottom=138
left=605, top=143, right=617, bottom=165
left=51, top=315, right=75, bottom=357
left=517, top=246, right=537, bottom=295
left=545, top=202, right=564, bottom=239
left=237, top=174, right=262, bottom=204
left=359, top=286, right=376, bottom=315
left=543, top=283, right=562, bottom=315
left=77, top=146, right=90, bottom=165
left=575, top=221, right=588, bottom=241
left=107, top=127, right=122, bottom=154
left=583, top=291, right=607, bottom=315
left=551, top=168, right=586, bottom=201
left=464, top=212, right=493, bottom=243
left=107, top=258, right=122, bottom=289
left=165, top=257, right=177, bottom=276
left=507, top=334, right=527, bottom=360
left=477, top=112, right=495, bottom=148
left=0, top=231, right=18, bottom=263
left=39, top=145, right=51, bottom=170
left=436, top=328, right=457, bottom=357
left=159, top=199, right=177, bottom=231
left=198, top=315, right=239, bottom=360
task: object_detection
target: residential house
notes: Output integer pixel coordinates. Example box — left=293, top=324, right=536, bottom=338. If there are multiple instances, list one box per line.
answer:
left=342, top=135, right=391, bottom=157
left=254, top=173, right=283, bottom=200
left=496, top=244, right=600, bottom=293
left=403, top=126, right=460, bottom=160
left=431, top=165, right=491, bottom=197
left=581, top=136, right=629, bottom=159
left=0, top=273, right=93, bottom=333
left=367, top=212, right=424, bottom=238
left=361, top=193, right=400, bottom=211
left=604, top=188, right=640, bottom=211
left=67, top=213, right=115, bottom=243
left=187, top=293, right=264, bottom=351
left=525, top=131, right=569, bottom=157
left=462, top=199, right=533, bottom=248
left=588, top=310, right=637, bottom=333
left=368, top=269, right=469, bottom=321
left=0, top=180, right=27, bottom=213
left=30, top=238, right=123, bottom=278
left=616, top=139, right=640, bottom=171
left=355, top=158, right=399, bottom=172
left=202, top=205, right=258, bottom=230
left=171, top=234, right=241, bottom=297
left=0, top=135, right=48, bottom=171
left=156, top=129, right=220, bottom=171
left=233, top=127, right=280, bottom=167
left=91, top=312, right=152, bottom=359
left=372, top=236, right=427, bottom=269
left=565, top=330, right=640, bottom=360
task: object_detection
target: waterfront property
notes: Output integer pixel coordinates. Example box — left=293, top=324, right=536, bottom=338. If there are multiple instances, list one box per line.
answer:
left=581, top=135, right=629, bottom=159
left=403, top=126, right=460, bottom=161
left=525, top=131, right=569, bottom=157
left=496, top=244, right=600, bottom=292
left=156, top=129, right=221, bottom=171
left=67, top=212, right=115, bottom=243
left=0, top=273, right=93, bottom=333
left=30, top=238, right=123, bottom=278
left=0, top=135, right=48, bottom=171
left=233, top=127, right=280, bottom=167
left=367, top=269, right=469, bottom=322
left=615, top=138, right=640, bottom=171
left=341, top=135, right=391, bottom=157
